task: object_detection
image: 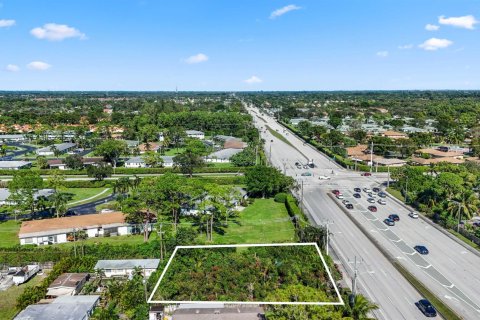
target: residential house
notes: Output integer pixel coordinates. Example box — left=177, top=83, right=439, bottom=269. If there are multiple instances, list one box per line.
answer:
left=411, top=148, right=465, bottom=165
left=36, top=143, right=76, bottom=156
left=186, top=130, right=205, bottom=140
left=12, top=265, right=39, bottom=285
left=94, top=259, right=160, bottom=278
left=18, top=212, right=133, bottom=245
left=139, top=142, right=161, bottom=154
left=400, top=126, right=428, bottom=134
left=161, top=156, right=175, bottom=168
left=0, top=134, right=27, bottom=142
left=372, top=157, right=407, bottom=167
left=290, top=118, right=308, bottom=126
left=0, top=160, right=32, bottom=170
left=382, top=131, right=408, bottom=140
left=171, top=304, right=265, bottom=320
left=14, top=295, right=100, bottom=320
left=125, top=156, right=148, bottom=168
left=0, top=188, right=54, bottom=205
left=47, top=159, right=67, bottom=170
left=47, top=273, right=89, bottom=297
left=224, top=139, right=247, bottom=149
left=206, top=148, right=243, bottom=163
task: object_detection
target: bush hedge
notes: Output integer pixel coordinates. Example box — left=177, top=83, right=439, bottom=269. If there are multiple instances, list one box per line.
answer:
left=274, top=192, right=287, bottom=203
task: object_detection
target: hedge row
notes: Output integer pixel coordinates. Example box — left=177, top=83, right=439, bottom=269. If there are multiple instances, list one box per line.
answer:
left=284, top=194, right=308, bottom=226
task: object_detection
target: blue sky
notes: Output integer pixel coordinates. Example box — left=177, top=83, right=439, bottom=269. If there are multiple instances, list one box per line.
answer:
left=0, top=0, right=479, bottom=90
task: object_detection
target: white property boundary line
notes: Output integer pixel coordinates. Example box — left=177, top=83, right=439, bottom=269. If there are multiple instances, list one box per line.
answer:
left=148, top=242, right=344, bottom=306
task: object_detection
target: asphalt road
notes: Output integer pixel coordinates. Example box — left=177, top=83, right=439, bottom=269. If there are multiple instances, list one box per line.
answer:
left=247, top=105, right=480, bottom=319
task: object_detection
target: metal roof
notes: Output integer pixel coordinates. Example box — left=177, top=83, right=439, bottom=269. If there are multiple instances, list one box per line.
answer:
left=208, top=148, right=243, bottom=160
left=37, top=142, right=76, bottom=153
left=0, top=161, right=31, bottom=169
left=94, top=259, right=160, bottom=270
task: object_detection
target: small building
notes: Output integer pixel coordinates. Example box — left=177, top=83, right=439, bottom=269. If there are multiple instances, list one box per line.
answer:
left=224, top=139, right=247, bottom=149
left=14, top=295, right=100, bottom=320
left=0, top=188, right=54, bottom=205
left=382, top=130, right=408, bottom=140
left=139, top=142, right=161, bottom=154
left=0, top=134, right=27, bottom=142
left=290, top=118, right=308, bottom=126
left=36, top=143, right=76, bottom=156
left=172, top=304, right=265, bottom=320
left=18, top=212, right=132, bottom=245
left=0, top=160, right=32, bottom=170
left=415, top=148, right=464, bottom=159
left=47, top=273, right=89, bottom=297
left=186, top=130, right=205, bottom=140
left=94, top=259, right=160, bottom=278
left=47, top=159, right=67, bottom=170
left=12, top=265, right=39, bottom=285
left=372, top=157, right=407, bottom=167
left=410, top=156, right=465, bottom=166
left=206, top=148, right=243, bottom=163
left=161, top=155, right=175, bottom=168
left=125, top=156, right=148, bottom=168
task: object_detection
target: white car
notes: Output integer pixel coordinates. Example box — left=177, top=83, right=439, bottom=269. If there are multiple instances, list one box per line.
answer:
left=363, top=188, right=372, bottom=193
left=336, top=194, right=344, bottom=200
left=367, top=198, right=376, bottom=203
left=409, top=212, right=419, bottom=219
left=318, top=175, right=331, bottom=180
left=342, top=199, right=350, bottom=205
left=101, top=209, right=114, bottom=213
left=378, top=199, right=386, bottom=205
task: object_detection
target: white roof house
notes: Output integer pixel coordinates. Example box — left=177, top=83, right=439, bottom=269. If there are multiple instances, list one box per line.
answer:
left=0, top=188, right=54, bottom=205
left=0, top=160, right=31, bottom=170
left=161, top=156, right=175, bottom=167
left=186, top=130, right=205, bottom=140
left=125, top=156, right=147, bottom=168
left=36, top=143, right=76, bottom=156
left=14, top=295, right=100, bottom=320
left=0, top=134, right=26, bottom=142
left=94, top=259, right=160, bottom=278
left=206, top=148, right=243, bottom=163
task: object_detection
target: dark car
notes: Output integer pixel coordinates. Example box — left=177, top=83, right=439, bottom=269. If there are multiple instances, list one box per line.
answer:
left=353, top=193, right=361, bottom=198
left=378, top=192, right=387, bottom=198
left=354, top=187, right=361, bottom=193
left=383, top=218, right=395, bottom=226
left=389, top=214, right=400, bottom=221
left=368, top=206, right=377, bottom=212
left=417, top=299, right=437, bottom=317
left=414, top=245, right=429, bottom=255
left=372, top=187, right=380, bottom=193
left=346, top=203, right=354, bottom=209
left=332, top=190, right=340, bottom=195
left=361, top=172, right=372, bottom=176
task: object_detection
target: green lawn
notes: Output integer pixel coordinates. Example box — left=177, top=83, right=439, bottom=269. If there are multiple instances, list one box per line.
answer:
left=163, top=147, right=185, bottom=156
left=0, top=220, right=21, bottom=248
left=199, top=198, right=296, bottom=244
left=65, top=188, right=112, bottom=206
left=386, top=187, right=405, bottom=202
left=0, top=271, right=48, bottom=319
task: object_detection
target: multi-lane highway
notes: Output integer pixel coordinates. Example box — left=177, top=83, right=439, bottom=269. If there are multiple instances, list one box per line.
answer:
left=247, top=105, right=480, bottom=319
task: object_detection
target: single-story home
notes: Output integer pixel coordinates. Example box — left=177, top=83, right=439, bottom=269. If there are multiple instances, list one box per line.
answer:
left=206, top=148, right=243, bottom=163
left=139, top=142, right=161, bottom=154
left=18, top=212, right=132, bottom=245
left=94, top=259, right=160, bottom=278
left=47, top=159, right=67, bottom=170
left=161, top=155, right=175, bottom=168
left=382, top=130, right=408, bottom=140
left=125, top=156, right=148, bottom=168
left=410, top=156, right=465, bottom=166
left=186, top=130, right=205, bottom=140
left=415, top=148, right=464, bottom=159
left=47, top=273, right=89, bottom=297
left=36, top=143, right=77, bottom=156
left=0, top=188, right=54, bottom=205
left=224, top=139, right=247, bottom=149
left=372, top=157, right=407, bottom=167
left=14, top=295, right=100, bottom=320
left=172, top=304, right=265, bottom=320
left=0, top=160, right=32, bottom=170
left=0, top=134, right=26, bottom=142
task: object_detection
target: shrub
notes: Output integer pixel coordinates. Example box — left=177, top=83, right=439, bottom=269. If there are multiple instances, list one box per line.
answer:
left=274, top=192, right=287, bottom=203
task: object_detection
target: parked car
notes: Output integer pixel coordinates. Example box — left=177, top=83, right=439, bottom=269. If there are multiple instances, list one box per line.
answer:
left=409, top=212, right=419, bottom=219
left=363, top=188, right=372, bottom=193
left=367, top=198, right=376, bottom=203
left=101, top=209, right=114, bottom=213
left=301, top=172, right=312, bottom=176
left=389, top=214, right=400, bottom=221
left=332, top=190, right=340, bottom=195
left=296, top=164, right=302, bottom=169
left=270, top=139, right=274, bottom=142
left=368, top=206, right=377, bottom=212
left=346, top=203, right=354, bottom=209
left=353, top=193, right=361, bottom=198
left=372, top=187, right=380, bottom=193
left=414, top=245, right=429, bottom=255
left=336, top=194, right=345, bottom=200
left=384, top=218, right=395, bottom=226
left=378, top=199, right=386, bottom=205
left=303, top=165, right=309, bottom=169
left=361, top=172, right=372, bottom=176
left=416, top=299, right=437, bottom=317
left=368, top=193, right=377, bottom=198
left=342, top=199, right=350, bottom=205
left=378, top=192, right=387, bottom=198
left=354, top=187, right=361, bottom=192
left=318, top=175, right=331, bottom=180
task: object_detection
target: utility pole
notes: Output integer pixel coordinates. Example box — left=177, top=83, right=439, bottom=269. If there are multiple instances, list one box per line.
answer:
left=352, top=256, right=358, bottom=296
left=370, top=141, right=374, bottom=173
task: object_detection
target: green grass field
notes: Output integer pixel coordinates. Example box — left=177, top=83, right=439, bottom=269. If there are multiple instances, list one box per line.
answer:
left=0, top=220, right=21, bottom=248
left=199, top=198, right=296, bottom=244
left=163, top=147, right=185, bottom=156
left=0, top=271, right=48, bottom=319
left=56, top=232, right=158, bottom=247
left=65, top=188, right=112, bottom=206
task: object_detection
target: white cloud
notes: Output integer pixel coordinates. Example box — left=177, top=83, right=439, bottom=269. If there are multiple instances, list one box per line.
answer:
left=30, top=23, right=86, bottom=41
left=398, top=44, right=413, bottom=50
left=27, top=61, right=51, bottom=71
left=244, top=76, right=263, bottom=84
left=419, top=38, right=453, bottom=51
left=425, top=24, right=439, bottom=31
left=270, top=4, right=301, bottom=19
left=0, top=19, right=15, bottom=27
left=185, top=53, right=209, bottom=64
left=5, top=64, right=19, bottom=72
left=438, top=15, right=478, bottom=30
left=376, top=51, right=389, bottom=57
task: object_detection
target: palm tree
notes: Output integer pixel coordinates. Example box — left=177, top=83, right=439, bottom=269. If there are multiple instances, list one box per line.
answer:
left=343, top=294, right=379, bottom=320
left=447, top=191, right=479, bottom=231
left=113, top=177, right=132, bottom=195
left=52, top=192, right=71, bottom=218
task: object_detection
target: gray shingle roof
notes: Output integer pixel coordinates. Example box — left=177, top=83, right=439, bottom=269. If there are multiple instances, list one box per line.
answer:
left=94, top=259, right=160, bottom=270
left=0, top=161, right=31, bottom=169
left=208, top=148, right=243, bottom=160
left=37, top=142, right=76, bottom=153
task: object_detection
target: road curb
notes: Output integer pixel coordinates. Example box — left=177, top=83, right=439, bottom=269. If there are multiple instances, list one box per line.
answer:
left=385, top=190, right=480, bottom=259
left=327, top=192, right=461, bottom=320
